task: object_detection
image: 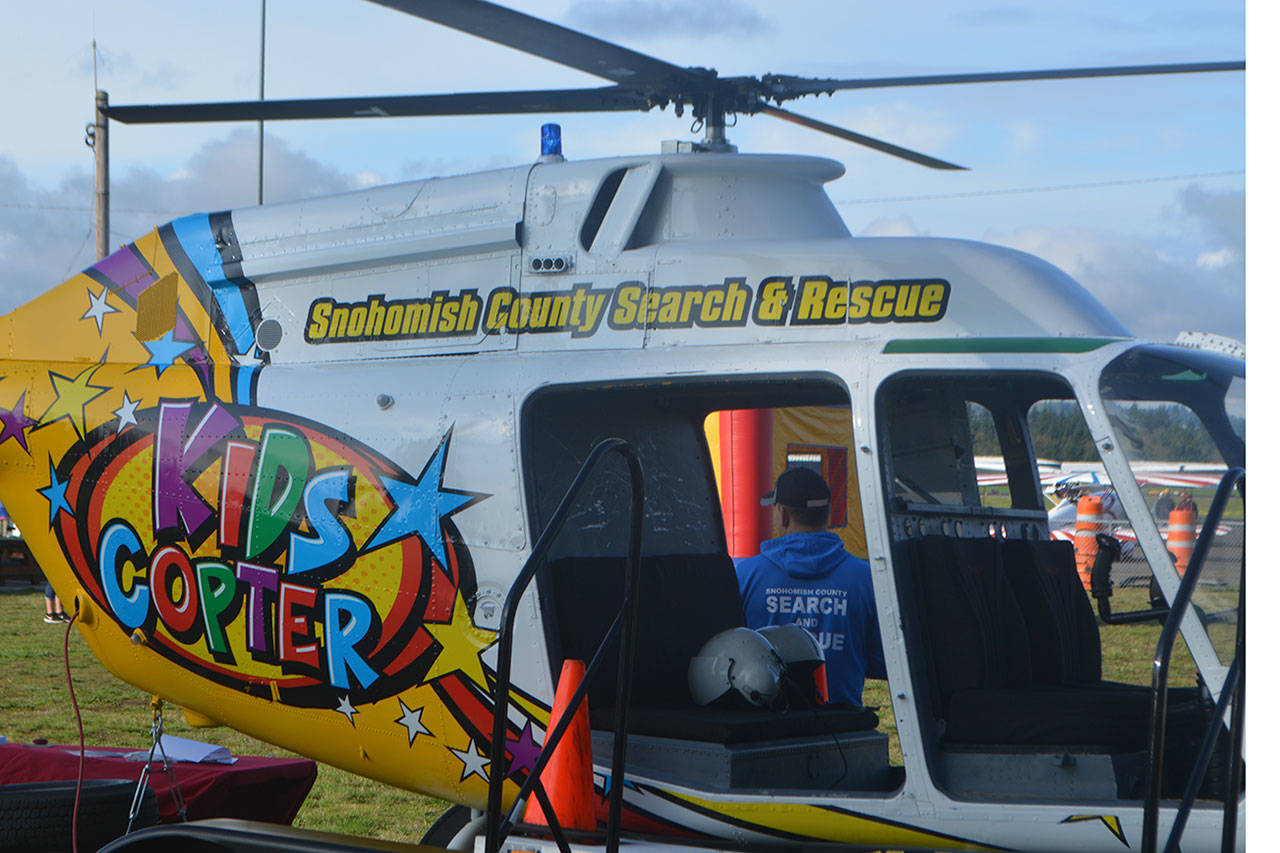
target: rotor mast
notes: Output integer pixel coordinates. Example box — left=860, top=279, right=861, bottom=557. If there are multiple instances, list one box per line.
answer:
left=698, top=86, right=735, bottom=152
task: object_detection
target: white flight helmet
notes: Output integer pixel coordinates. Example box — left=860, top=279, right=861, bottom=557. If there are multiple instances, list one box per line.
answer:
left=758, top=623, right=824, bottom=667
left=688, top=627, right=785, bottom=708
left=759, top=623, right=828, bottom=707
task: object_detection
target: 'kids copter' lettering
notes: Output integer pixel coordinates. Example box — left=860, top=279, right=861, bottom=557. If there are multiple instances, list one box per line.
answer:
left=6, top=224, right=538, bottom=786
left=60, top=398, right=489, bottom=708
left=303, top=275, right=951, bottom=343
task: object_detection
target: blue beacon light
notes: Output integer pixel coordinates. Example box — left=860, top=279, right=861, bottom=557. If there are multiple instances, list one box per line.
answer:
left=541, top=123, right=563, bottom=157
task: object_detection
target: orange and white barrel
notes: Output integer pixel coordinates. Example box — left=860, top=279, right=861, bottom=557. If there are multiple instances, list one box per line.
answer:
left=1166, top=507, right=1196, bottom=576
left=1073, top=495, right=1103, bottom=590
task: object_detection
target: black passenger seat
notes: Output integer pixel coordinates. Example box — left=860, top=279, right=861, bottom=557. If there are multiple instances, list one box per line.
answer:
left=909, top=534, right=1205, bottom=753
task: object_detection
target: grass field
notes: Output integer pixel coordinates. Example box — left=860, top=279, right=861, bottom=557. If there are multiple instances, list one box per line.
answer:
left=0, top=585, right=445, bottom=843
left=0, top=581, right=1211, bottom=842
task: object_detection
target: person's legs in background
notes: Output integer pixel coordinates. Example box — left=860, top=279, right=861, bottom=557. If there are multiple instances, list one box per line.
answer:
left=43, top=580, right=68, bottom=623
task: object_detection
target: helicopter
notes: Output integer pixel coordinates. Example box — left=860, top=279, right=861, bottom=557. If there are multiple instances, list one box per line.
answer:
left=1, top=1, right=1243, bottom=851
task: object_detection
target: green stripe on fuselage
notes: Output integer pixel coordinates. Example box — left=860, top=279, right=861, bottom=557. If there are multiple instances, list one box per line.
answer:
left=883, top=336, right=1122, bottom=354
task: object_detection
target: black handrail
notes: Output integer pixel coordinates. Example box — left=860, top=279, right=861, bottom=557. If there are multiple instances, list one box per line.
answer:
left=485, top=438, right=644, bottom=853
left=1221, top=566, right=1244, bottom=853
left=1141, top=468, right=1244, bottom=853
left=1164, top=654, right=1241, bottom=848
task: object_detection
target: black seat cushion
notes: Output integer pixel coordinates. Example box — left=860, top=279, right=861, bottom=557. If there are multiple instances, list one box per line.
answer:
left=1001, top=539, right=1102, bottom=685
left=944, top=683, right=1206, bottom=751
left=907, top=535, right=1206, bottom=754
left=911, top=535, right=1032, bottom=718
left=549, top=553, right=745, bottom=708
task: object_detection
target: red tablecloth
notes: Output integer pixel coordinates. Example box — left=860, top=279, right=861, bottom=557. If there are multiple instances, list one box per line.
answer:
left=0, top=742, right=317, bottom=824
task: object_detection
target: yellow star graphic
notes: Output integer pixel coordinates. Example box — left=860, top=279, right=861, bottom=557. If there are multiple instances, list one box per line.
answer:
left=1062, top=814, right=1127, bottom=847
left=39, top=363, right=108, bottom=439
left=423, top=589, right=497, bottom=686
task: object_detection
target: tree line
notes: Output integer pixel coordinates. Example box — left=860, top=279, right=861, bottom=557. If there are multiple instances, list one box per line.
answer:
left=969, top=402, right=1235, bottom=463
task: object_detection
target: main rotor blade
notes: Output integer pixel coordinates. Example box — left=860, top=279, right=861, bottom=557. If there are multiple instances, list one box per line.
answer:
left=757, top=104, right=966, bottom=170
left=103, top=86, right=650, bottom=124
left=367, top=0, right=709, bottom=92
left=763, top=60, right=1244, bottom=100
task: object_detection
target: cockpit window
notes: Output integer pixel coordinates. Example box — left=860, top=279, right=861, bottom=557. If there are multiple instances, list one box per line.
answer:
left=1098, top=345, right=1244, bottom=671
left=877, top=367, right=1226, bottom=803
left=881, top=373, right=1071, bottom=518
left=886, top=388, right=980, bottom=508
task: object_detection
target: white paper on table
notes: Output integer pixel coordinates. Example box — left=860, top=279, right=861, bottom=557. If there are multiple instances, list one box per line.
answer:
left=124, top=734, right=237, bottom=764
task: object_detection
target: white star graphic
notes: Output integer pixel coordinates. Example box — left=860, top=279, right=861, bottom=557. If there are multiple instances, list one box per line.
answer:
left=335, top=695, right=358, bottom=727
left=449, top=739, right=490, bottom=782
left=394, top=699, right=431, bottom=746
left=82, top=286, right=119, bottom=335
left=113, top=392, right=140, bottom=433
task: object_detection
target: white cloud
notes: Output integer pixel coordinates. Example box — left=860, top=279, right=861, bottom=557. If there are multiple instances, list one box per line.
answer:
left=858, top=216, right=923, bottom=237
left=977, top=183, right=1243, bottom=344
left=1004, top=120, right=1042, bottom=157
left=1173, top=183, right=1244, bottom=249
left=948, top=6, right=1045, bottom=27
left=565, top=0, right=772, bottom=39
left=838, top=104, right=961, bottom=163
left=984, top=226, right=1241, bottom=344
left=0, top=129, right=371, bottom=314
left=1196, top=247, right=1236, bottom=270
left=0, top=158, right=97, bottom=312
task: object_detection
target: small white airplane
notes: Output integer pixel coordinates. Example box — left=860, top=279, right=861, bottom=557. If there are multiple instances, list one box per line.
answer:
left=976, top=457, right=1229, bottom=544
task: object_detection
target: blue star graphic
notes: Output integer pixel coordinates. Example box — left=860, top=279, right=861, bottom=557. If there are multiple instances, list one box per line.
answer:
left=601, top=773, right=642, bottom=796
left=364, top=429, right=486, bottom=567
left=38, top=459, right=73, bottom=526
left=140, top=331, right=194, bottom=376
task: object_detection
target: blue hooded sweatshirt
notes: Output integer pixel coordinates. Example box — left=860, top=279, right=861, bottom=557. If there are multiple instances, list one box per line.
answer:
left=735, top=532, right=886, bottom=707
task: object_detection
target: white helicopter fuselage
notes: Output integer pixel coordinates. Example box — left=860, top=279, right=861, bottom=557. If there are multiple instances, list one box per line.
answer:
left=4, top=149, right=1242, bottom=851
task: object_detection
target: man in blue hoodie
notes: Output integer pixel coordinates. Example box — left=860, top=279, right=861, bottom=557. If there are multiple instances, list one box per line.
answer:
left=735, top=467, right=886, bottom=708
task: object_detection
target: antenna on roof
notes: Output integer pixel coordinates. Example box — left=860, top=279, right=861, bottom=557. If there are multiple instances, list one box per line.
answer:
left=257, top=0, right=266, bottom=205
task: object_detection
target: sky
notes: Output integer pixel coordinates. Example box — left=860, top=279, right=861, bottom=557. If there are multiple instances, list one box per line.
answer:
left=0, top=0, right=1248, bottom=345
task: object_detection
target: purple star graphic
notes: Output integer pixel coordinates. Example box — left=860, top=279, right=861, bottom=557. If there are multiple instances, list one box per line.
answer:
left=504, top=723, right=542, bottom=777
left=0, top=392, right=35, bottom=451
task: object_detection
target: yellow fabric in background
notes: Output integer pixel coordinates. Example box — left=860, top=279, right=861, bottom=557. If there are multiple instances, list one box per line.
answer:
left=773, top=406, right=866, bottom=559
left=705, top=407, right=866, bottom=559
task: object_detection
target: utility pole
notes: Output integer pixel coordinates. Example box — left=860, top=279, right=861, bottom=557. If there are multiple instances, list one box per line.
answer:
left=258, top=0, right=266, bottom=205
left=91, top=90, right=110, bottom=261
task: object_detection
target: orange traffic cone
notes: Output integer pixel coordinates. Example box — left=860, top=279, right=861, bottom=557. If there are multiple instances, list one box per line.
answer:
left=524, top=659, right=596, bottom=831
left=1073, top=495, right=1103, bottom=591
left=1166, top=507, right=1196, bottom=576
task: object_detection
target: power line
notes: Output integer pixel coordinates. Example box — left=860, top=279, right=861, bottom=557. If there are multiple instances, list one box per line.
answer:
left=64, top=225, right=94, bottom=276
left=836, top=170, right=1243, bottom=205
left=4, top=169, right=1243, bottom=216
left=0, top=201, right=191, bottom=215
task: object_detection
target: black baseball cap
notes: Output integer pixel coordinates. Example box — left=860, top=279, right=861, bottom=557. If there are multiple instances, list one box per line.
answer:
left=760, top=467, right=831, bottom=509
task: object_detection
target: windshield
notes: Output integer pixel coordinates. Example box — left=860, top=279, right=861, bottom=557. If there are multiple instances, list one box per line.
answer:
left=1098, top=345, right=1244, bottom=670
